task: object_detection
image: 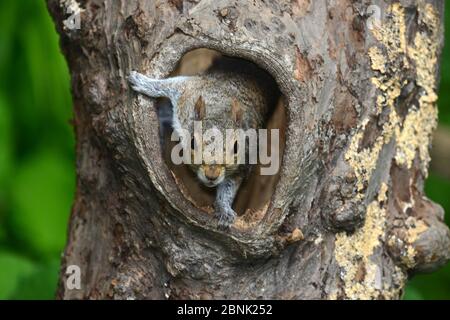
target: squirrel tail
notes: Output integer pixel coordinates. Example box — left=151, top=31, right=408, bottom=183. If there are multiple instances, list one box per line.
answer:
left=128, top=71, right=188, bottom=102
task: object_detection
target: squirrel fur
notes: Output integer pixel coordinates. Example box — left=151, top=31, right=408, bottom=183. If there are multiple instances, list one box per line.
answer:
left=128, top=56, right=275, bottom=228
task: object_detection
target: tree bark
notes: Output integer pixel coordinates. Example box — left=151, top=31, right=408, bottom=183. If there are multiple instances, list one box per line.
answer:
left=48, top=0, right=450, bottom=299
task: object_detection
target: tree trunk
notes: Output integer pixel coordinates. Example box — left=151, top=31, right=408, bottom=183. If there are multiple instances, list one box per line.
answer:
left=48, top=0, right=450, bottom=299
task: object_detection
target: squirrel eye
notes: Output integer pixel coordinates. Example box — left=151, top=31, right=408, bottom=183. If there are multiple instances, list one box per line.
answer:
left=191, top=137, right=196, bottom=150
left=233, top=141, right=238, bottom=154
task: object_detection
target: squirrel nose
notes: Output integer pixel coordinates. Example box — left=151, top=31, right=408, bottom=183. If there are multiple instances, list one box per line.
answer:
left=204, top=166, right=221, bottom=181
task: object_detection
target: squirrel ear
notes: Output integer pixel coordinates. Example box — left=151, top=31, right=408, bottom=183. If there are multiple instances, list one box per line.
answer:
left=194, top=96, right=206, bottom=120
left=231, top=98, right=243, bottom=123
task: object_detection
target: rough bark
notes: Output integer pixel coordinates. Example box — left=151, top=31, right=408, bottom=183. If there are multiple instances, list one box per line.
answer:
left=48, top=0, right=450, bottom=299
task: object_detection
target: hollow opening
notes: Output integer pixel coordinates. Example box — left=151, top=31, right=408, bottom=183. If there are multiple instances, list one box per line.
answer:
left=156, top=48, right=287, bottom=230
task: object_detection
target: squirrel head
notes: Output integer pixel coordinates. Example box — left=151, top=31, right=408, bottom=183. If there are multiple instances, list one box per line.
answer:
left=127, top=71, right=268, bottom=188
left=175, top=95, right=249, bottom=187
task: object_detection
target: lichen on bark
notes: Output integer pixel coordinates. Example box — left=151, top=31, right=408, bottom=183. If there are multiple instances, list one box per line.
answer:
left=335, top=1, right=449, bottom=299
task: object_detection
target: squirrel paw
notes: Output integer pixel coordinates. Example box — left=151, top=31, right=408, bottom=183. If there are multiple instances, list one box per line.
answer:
left=128, top=71, right=147, bottom=92
left=215, top=208, right=236, bottom=230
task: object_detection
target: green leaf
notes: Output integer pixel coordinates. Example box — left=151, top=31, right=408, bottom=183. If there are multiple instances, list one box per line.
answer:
left=0, top=95, right=13, bottom=242
left=425, top=173, right=450, bottom=226
left=438, top=7, right=450, bottom=127
left=11, top=259, right=60, bottom=300
left=405, top=262, right=450, bottom=300
left=9, top=149, right=74, bottom=258
left=403, top=285, right=424, bottom=300
left=0, top=95, right=13, bottom=188
left=0, top=249, right=35, bottom=299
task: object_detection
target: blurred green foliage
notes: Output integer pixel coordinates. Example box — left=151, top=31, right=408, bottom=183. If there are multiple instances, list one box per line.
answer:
left=0, top=0, right=74, bottom=299
left=0, top=0, right=448, bottom=300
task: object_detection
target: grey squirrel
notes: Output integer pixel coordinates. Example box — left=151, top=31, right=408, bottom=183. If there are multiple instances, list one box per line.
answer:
left=128, top=56, right=276, bottom=228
